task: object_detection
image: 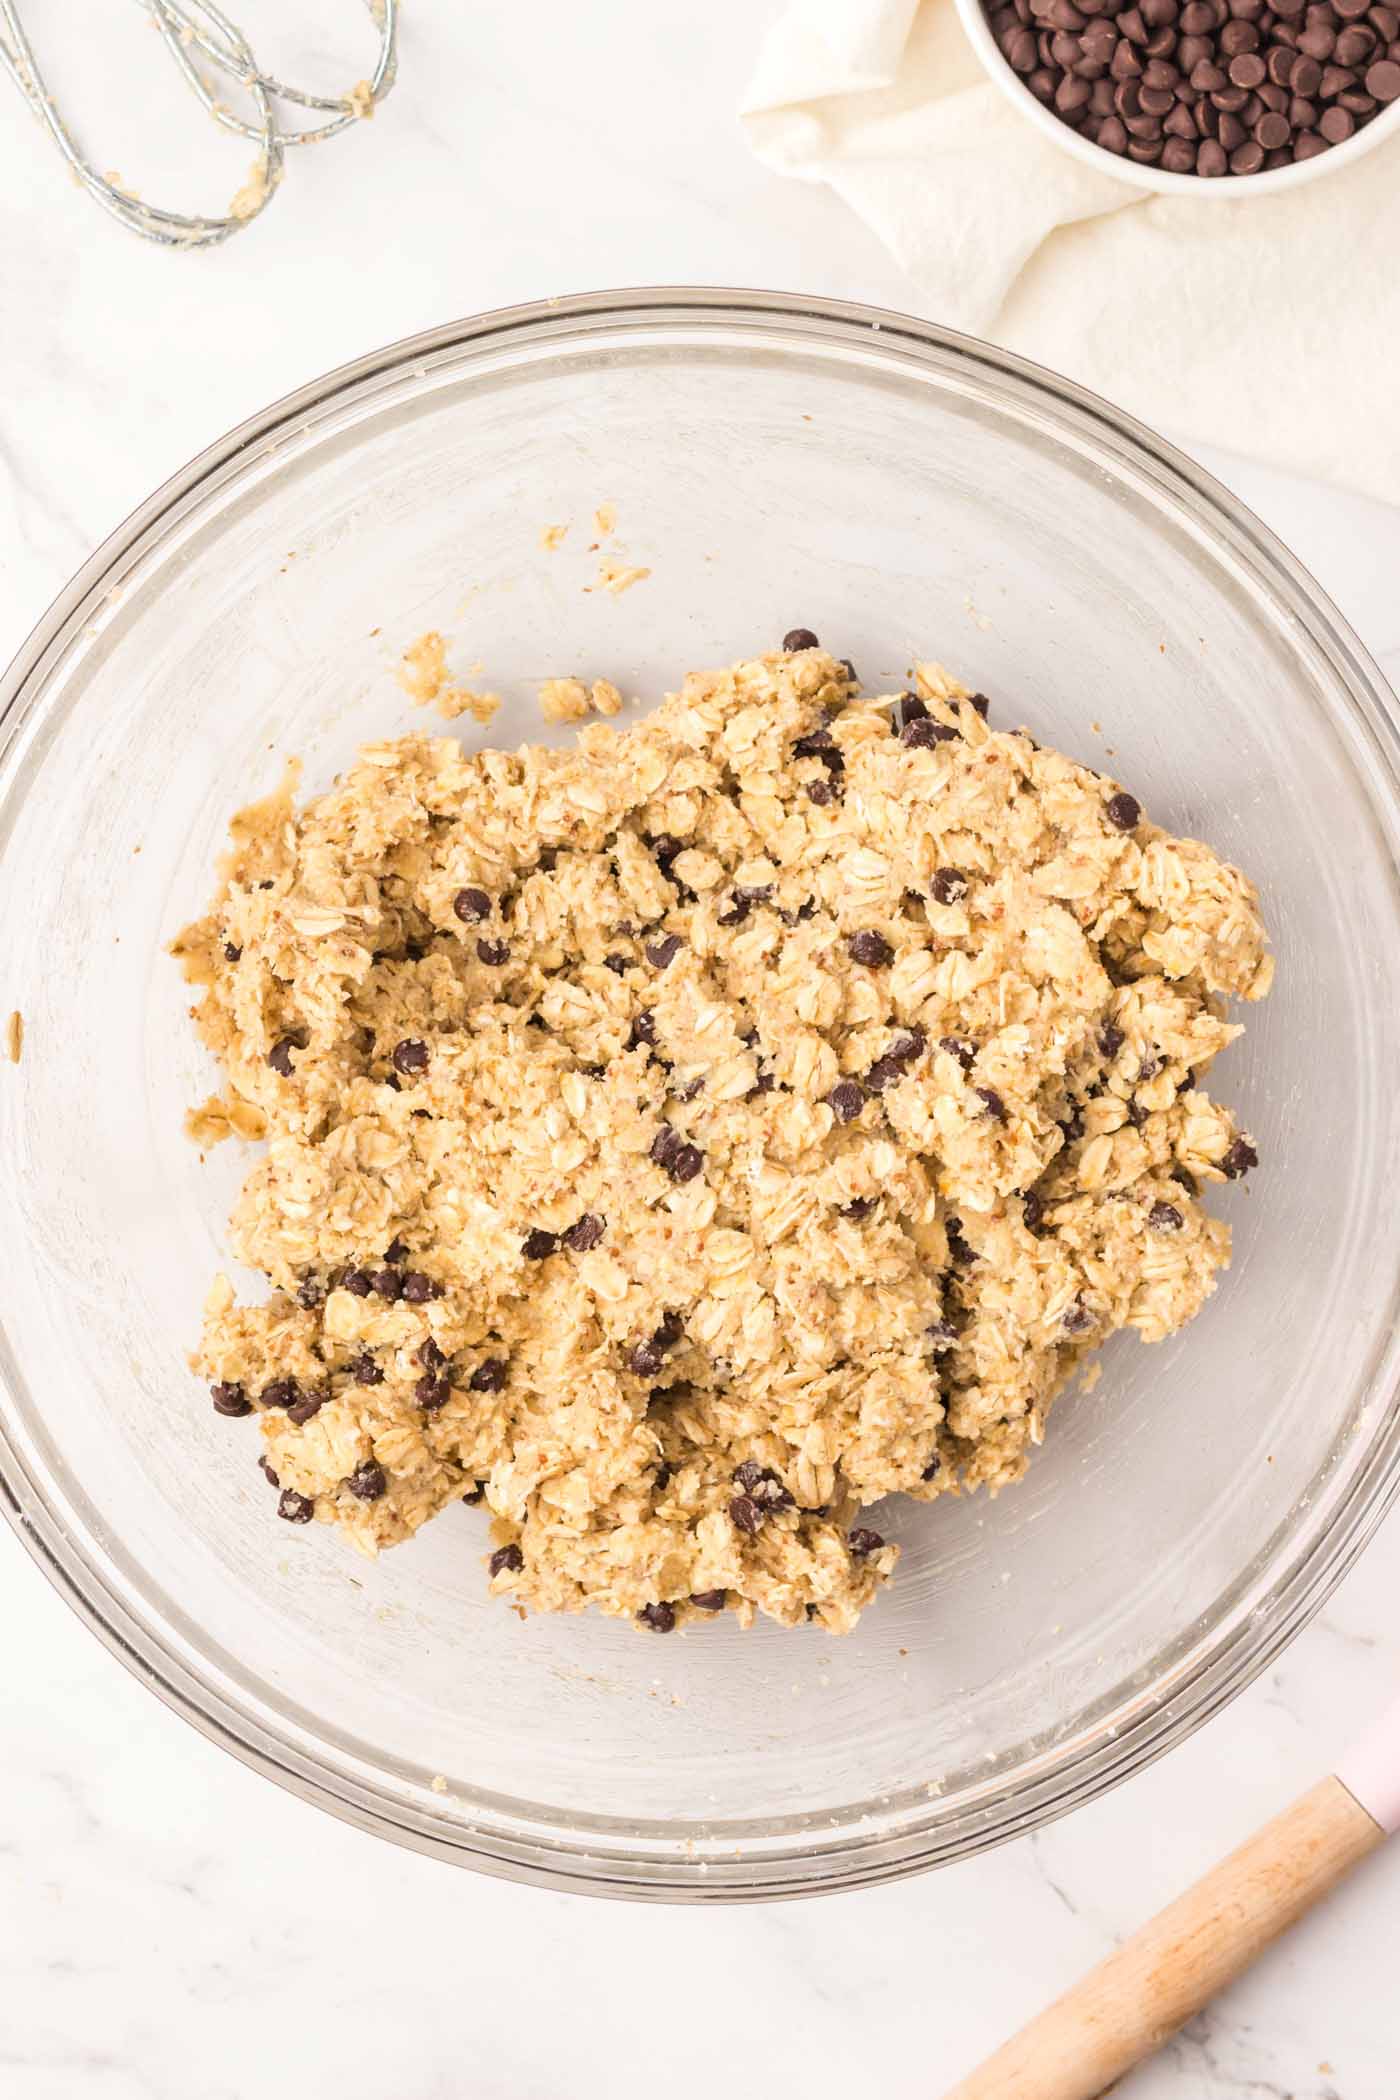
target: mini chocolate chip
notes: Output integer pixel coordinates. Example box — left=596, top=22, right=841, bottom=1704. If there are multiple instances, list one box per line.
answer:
left=628, top=1010, right=657, bottom=1048
left=729, top=1494, right=763, bottom=1535
left=467, top=1357, right=507, bottom=1394
left=489, top=1542, right=524, bottom=1576
left=896, top=692, right=929, bottom=728
left=1126, top=1100, right=1148, bottom=1128
left=419, top=1337, right=445, bottom=1371
left=1222, top=1135, right=1259, bottom=1178
left=277, top=1489, right=314, bottom=1523
left=351, top=1354, right=385, bottom=1386
left=783, top=627, right=820, bottom=651
left=259, top=1455, right=280, bottom=1488
left=921, top=1454, right=942, bottom=1481
left=690, top=1589, right=727, bottom=1611
left=848, top=930, right=894, bottom=967
left=629, top=1340, right=663, bottom=1377
left=563, top=1213, right=606, bottom=1252
left=261, top=1377, right=300, bottom=1412
left=794, top=724, right=835, bottom=755
left=717, top=895, right=751, bottom=927
left=903, top=716, right=958, bottom=748
left=1148, top=1200, right=1185, bottom=1231
left=928, top=1318, right=960, bottom=1352
left=383, top=1237, right=409, bottom=1265
left=461, top=1482, right=485, bottom=1504
left=603, top=953, right=630, bottom=974
left=827, top=1079, right=865, bottom=1123
left=863, top=1054, right=907, bottom=1092
left=476, top=938, right=510, bottom=966
left=416, top=1372, right=453, bottom=1411
left=287, top=1389, right=327, bottom=1427
left=223, top=942, right=242, bottom=962
left=673, top=1075, right=705, bottom=1102
left=806, top=779, right=835, bottom=806
left=655, top=1310, right=685, bottom=1349
left=1100, top=1023, right=1125, bottom=1058
left=945, top=1219, right=976, bottom=1267
left=400, top=1270, right=437, bottom=1304
left=734, top=1462, right=794, bottom=1509
left=1106, top=791, right=1142, bottom=830
left=975, top=1087, right=1007, bottom=1122
left=268, top=1034, right=301, bottom=1076
left=969, top=692, right=991, bottom=718
left=645, top=933, right=683, bottom=969
left=296, top=1276, right=326, bottom=1310
left=888, top=1027, right=927, bottom=1064
left=638, top=1601, right=677, bottom=1632
left=346, top=1461, right=387, bottom=1501
left=342, top=1268, right=374, bottom=1298
left=840, top=1196, right=877, bottom=1219
left=1062, top=1299, right=1095, bottom=1336
left=453, top=886, right=491, bottom=923
left=848, top=1527, right=885, bottom=1557
left=392, top=1038, right=429, bottom=1075
left=939, top=1035, right=978, bottom=1071
left=1024, top=1192, right=1045, bottom=1232
left=931, top=866, right=970, bottom=905
left=372, top=1267, right=403, bottom=1300
left=211, top=1382, right=251, bottom=1417
left=521, top=1227, right=559, bottom=1259
left=667, top=1142, right=703, bottom=1184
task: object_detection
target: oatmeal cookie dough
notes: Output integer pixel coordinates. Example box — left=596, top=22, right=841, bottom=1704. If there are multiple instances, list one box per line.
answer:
left=175, top=642, right=1270, bottom=1634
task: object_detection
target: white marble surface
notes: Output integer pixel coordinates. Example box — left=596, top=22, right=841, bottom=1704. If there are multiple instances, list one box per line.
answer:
left=2, top=6, right=1399, bottom=2096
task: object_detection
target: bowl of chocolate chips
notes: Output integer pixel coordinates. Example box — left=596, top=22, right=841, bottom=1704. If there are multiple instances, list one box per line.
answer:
left=958, top=0, right=1400, bottom=189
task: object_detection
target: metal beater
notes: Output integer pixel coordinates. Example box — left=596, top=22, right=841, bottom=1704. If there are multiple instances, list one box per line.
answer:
left=0, top=0, right=398, bottom=247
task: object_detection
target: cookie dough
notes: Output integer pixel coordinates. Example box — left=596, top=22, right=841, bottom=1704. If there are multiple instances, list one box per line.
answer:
left=175, top=643, right=1270, bottom=1633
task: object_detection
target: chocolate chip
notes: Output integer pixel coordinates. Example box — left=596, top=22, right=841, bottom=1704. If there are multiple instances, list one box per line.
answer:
left=1062, top=1299, right=1095, bottom=1336
left=489, top=1542, right=524, bottom=1576
left=921, top=1454, right=942, bottom=1481
left=931, top=866, right=970, bottom=905
left=654, top=1310, right=685, bottom=1349
left=945, top=1218, right=976, bottom=1267
left=401, top=1270, right=437, bottom=1303
left=603, top=952, right=630, bottom=975
left=848, top=930, right=894, bottom=967
left=521, top=1227, right=558, bottom=1259
left=939, top=1035, right=978, bottom=1071
left=1222, top=1134, right=1259, bottom=1177
left=342, top=1268, right=373, bottom=1297
left=1024, top=1192, right=1045, bottom=1232
left=1148, top=1200, right=1185, bottom=1231
left=288, top=1389, right=327, bottom=1427
left=277, top=1489, right=314, bottom=1523
left=351, top=1354, right=384, bottom=1385
left=1100, top=1023, right=1125, bottom=1058
left=346, top=1460, right=387, bottom=1501
left=828, top=1080, right=865, bottom=1123
left=563, top=1213, right=606, bottom=1251
left=383, top=1237, right=409, bottom=1264
left=840, top=1196, right=877, bottom=1218
left=638, top=1601, right=677, bottom=1632
left=392, top=1038, right=429, bottom=1076
left=690, top=1589, right=727, bottom=1611
left=734, top=1461, right=793, bottom=1509
left=261, top=1377, right=300, bottom=1413
left=783, top=627, right=820, bottom=651
left=453, top=886, right=491, bottom=923
left=476, top=938, right=510, bottom=966
left=211, top=1381, right=251, bottom=1417
left=223, top=942, right=242, bottom=962
left=645, top=933, right=682, bottom=969
left=903, top=716, right=958, bottom=749
left=259, top=1456, right=280, bottom=1488
left=969, top=692, right=991, bottom=718
left=667, top=1143, right=703, bottom=1183
left=467, top=1357, right=507, bottom=1394
left=863, top=1054, right=907, bottom=1092
left=1105, top=791, right=1141, bottom=830
left=461, top=1482, right=484, bottom=1504
left=372, top=1267, right=402, bottom=1300
left=806, top=778, right=835, bottom=806
left=267, top=1034, right=301, bottom=1076
left=928, top=1319, right=960, bottom=1353
left=419, top=1336, right=445, bottom=1371
left=630, top=1340, right=663, bottom=1376
left=975, top=1087, right=1007, bottom=1122
left=848, top=1527, right=885, bottom=1557
left=416, top=1372, right=453, bottom=1410
left=628, top=1010, right=657, bottom=1049
left=729, top=1494, right=763, bottom=1535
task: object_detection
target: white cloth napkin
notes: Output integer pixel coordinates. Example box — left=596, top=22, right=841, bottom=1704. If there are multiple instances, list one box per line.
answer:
left=742, top=0, right=1400, bottom=503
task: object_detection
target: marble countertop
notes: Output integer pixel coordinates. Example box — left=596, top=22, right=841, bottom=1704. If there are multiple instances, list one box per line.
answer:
left=3, top=6, right=1399, bottom=2096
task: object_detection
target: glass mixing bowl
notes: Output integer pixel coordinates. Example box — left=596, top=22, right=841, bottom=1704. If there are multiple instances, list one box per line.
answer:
left=2, top=290, right=1399, bottom=1901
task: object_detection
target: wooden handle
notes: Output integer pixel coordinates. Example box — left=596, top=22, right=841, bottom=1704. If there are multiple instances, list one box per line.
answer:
left=945, top=1775, right=1384, bottom=2100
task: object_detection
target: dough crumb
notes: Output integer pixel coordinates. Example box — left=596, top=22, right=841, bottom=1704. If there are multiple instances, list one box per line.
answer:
left=540, top=524, right=569, bottom=552
left=229, top=157, right=273, bottom=221
left=346, top=79, right=375, bottom=120
left=4, top=1009, right=21, bottom=1065
left=180, top=643, right=1270, bottom=1638
left=538, top=677, right=624, bottom=723
left=592, top=559, right=650, bottom=597
left=593, top=502, right=617, bottom=537
left=397, top=630, right=449, bottom=706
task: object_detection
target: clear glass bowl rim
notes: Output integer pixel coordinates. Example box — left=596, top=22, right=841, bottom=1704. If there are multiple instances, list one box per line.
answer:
left=3, top=286, right=1399, bottom=1902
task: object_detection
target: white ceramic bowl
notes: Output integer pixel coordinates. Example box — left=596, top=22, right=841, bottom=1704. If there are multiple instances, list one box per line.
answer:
left=954, top=0, right=1400, bottom=197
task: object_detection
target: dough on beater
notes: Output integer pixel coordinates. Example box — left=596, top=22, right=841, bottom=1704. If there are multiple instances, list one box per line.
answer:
left=176, top=644, right=1270, bottom=1634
